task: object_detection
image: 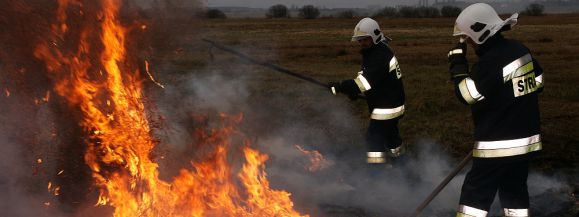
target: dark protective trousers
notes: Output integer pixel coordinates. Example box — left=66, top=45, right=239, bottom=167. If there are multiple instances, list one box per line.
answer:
left=366, top=118, right=402, bottom=154
left=459, top=158, right=530, bottom=211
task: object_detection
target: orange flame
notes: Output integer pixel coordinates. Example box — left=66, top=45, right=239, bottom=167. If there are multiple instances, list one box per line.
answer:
left=43, top=91, right=51, bottom=102
left=144, top=60, right=165, bottom=88
left=47, top=182, right=61, bottom=196
left=295, top=145, right=330, bottom=172
left=33, top=1, right=308, bottom=216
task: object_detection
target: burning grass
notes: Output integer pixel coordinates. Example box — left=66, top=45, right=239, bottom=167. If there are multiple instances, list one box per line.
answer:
left=1, top=0, right=310, bottom=216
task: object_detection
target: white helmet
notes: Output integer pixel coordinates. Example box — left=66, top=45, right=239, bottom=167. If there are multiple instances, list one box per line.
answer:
left=453, top=3, right=518, bottom=44
left=352, top=18, right=389, bottom=44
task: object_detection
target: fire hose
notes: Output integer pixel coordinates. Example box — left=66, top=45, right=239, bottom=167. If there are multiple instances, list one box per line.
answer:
left=409, top=150, right=473, bottom=217
left=202, top=39, right=365, bottom=100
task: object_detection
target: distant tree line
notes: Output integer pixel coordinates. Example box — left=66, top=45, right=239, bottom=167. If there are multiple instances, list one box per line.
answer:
left=373, top=5, right=461, bottom=18
left=265, top=5, right=460, bottom=19
left=203, top=3, right=546, bottom=19
left=204, top=5, right=457, bottom=19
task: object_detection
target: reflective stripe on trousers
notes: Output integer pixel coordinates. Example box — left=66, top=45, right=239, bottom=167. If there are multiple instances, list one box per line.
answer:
left=504, top=208, right=529, bottom=217
left=473, top=134, right=542, bottom=158
left=367, top=151, right=386, bottom=164
left=370, top=105, right=404, bottom=120
left=456, top=205, right=487, bottom=217
left=367, top=145, right=404, bottom=163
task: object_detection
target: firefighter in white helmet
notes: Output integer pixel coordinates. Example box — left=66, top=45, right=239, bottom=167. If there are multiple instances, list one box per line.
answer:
left=448, top=3, right=544, bottom=217
left=328, top=17, right=406, bottom=168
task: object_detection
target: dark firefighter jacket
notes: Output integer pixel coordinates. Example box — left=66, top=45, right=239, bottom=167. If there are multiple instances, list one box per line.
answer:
left=452, top=34, right=544, bottom=162
left=339, top=41, right=405, bottom=120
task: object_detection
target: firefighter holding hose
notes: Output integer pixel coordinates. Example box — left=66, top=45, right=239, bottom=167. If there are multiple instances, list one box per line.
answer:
left=448, top=3, right=544, bottom=217
left=328, top=18, right=406, bottom=168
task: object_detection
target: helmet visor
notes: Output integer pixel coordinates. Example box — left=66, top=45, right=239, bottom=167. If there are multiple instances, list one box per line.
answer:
left=351, top=35, right=371, bottom=42
left=352, top=28, right=371, bottom=41
left=452, top=23, right=466, bottom=36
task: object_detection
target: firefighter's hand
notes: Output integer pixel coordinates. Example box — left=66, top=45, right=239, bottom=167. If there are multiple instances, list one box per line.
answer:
left=447, top=42, right=467, bottom=62
left=327, top=81, right=341, bottom=95
left=448, top=42, right=469, bottom=80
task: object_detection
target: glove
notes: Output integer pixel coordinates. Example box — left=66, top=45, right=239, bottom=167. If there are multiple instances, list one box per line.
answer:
left=327, top=81, right=341, bottom=95
left=447, top=42, right=466, bottom=62
left=448, top=42, right=469, bottom=80
left=328, top=81, right=358, bottom=101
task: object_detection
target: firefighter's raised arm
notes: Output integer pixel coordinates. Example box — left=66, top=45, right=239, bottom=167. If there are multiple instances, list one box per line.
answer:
left=448, top=41, right=481, bottom=105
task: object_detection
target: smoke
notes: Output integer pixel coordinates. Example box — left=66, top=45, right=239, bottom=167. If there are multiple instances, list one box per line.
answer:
left=261, top=137, right=466, bottom=216
left=149, top=49, right=455, bottom=216
left=151, top=60, right=458, bottom=216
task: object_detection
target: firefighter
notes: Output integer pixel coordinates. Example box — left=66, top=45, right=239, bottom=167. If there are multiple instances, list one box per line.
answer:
left=448, top=3, right=544, bottom=217
left=328, top=17, right=406, bottom=167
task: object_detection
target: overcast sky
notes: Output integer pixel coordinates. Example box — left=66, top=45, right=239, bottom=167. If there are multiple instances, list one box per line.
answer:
left=206, top=0, right=420, bottom=8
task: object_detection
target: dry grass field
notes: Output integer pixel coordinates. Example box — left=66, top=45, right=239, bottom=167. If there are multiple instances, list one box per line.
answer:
left=175, top=14, right=579, bottom=171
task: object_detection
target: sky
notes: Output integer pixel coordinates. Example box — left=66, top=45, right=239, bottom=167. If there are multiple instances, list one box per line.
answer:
left=205, top=0, right=419, bottom=8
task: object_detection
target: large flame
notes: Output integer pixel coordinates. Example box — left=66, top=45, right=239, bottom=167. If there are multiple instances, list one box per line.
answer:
left=33, top=0, right=309, bottom=216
